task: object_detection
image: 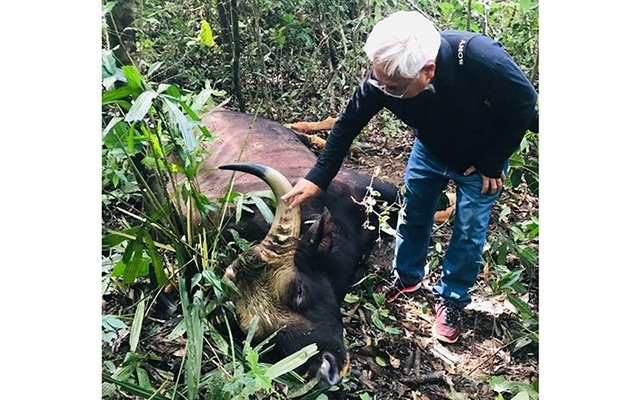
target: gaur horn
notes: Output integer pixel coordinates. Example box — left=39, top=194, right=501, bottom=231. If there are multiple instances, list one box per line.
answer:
left=218, top=163, right=301, bottom=256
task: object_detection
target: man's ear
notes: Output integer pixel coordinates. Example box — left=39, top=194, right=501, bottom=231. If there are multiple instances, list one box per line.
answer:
left=422, top=61, right=436, bottom=81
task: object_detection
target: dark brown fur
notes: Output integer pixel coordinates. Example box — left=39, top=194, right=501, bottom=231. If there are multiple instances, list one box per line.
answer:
left=174, top=109, right=400, bottom=385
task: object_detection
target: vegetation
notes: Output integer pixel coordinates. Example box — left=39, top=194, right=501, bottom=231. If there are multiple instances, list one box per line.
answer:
left=102, top=0, right=538, bottom=398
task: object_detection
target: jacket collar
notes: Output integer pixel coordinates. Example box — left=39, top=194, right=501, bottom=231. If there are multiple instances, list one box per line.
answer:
left=431, top=36, right=457, bottom=89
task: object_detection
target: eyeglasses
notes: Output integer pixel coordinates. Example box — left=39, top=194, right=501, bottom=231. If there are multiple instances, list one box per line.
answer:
left=368, top=76, right=415, bottom=99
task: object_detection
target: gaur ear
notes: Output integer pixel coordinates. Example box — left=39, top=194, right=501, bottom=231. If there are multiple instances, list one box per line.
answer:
left=304, top=207, right=333, bottom=254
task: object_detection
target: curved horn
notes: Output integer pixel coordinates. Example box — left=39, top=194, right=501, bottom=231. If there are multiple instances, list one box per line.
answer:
left=219, top=163, right=301, bottom=256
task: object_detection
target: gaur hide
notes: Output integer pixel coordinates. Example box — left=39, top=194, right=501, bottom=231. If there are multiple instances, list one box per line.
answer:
left=172, top=109, right=447, bottom=386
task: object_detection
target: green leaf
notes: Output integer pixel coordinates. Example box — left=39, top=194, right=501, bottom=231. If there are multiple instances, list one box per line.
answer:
left=511, top=392, right=529, bottom=400
left=123, top=241, right=144, bottom=284
left=101, top=48, right=117, bottom=78
left=102, top=85, right=135, bottom=104
left=102, top=117, right=123, bottom=141
left=135, top=366, right=152, bottom=390
left=164, top=84, right=182, bottom=98
left=166, top=318, right=187, bottom=341
left=490, top=375, right=519, bottom=393
left=103, top=315, right=128, bottom=331
left=506, top=293, right=533, bottom=320
left=384, top=326, right=400, bottom=335
left=125, top=90, right=158, bottom=122
left=102, top=1, right=117, bottom=16
left=471, top=2, right=485, bottom=14
left=111, top=259, right=126, bottom=277
left=199, top=19, right=216, bottom=47
left=512, top=335, right=532, bottom=353
left=517, top=246, right=538, bottom=265
left=129, top=298, right=146, bottom=353
left=127, top=123, right=136, bottom=153
left=142, top=231, right=167, bottom=287
left=265, top=343, right=319, bottom=380
left=372, top=315, right=386, bottom=331
left=284, top=376, right=320, bottom=398
left=102, top=374, right=170, bottom=400
left=146, top=61, right=163, bottom=78
left=496, top=269, right=523, bottom=291
left=520, top=0, right=539, bottom=12
left=251, top=195, right=274, bottom=225
left=170, top=97, right=212, bottom=138
left=509, top=151, right=525, bottom=167
left=375, top=356, right=388, bottom=367
left=245, top=347, right=260, bottom=369
left=204, top=323, right=230, bottom=356
left=244, top=315, right=261, bottom=348
left=123, top=65, right=144, bottom=91
left=162, top=97, right=197, bottom=152
left=179, top=280, right=205, bottom=400
left=102, top=226, right=141, bottom=249
left=191, top=88, right=214, bottom=113
left=343, top=293, right=360, bottom=304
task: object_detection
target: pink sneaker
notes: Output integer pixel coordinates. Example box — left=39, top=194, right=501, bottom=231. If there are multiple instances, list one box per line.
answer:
left=432, top=300, right=462, bottom=343
left=374, top=276, right=422, bottom=303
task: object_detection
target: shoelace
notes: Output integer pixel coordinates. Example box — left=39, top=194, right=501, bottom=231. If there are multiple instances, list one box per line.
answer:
left=440, top=301, right=461, bottom=326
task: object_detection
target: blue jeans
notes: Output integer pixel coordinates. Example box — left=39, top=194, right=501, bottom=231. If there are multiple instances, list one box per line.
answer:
left=394, top=138, right=506, bottom=308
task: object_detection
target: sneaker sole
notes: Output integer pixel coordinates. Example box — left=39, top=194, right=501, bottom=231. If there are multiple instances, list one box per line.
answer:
left=431, top=324, right=459, bottom=344
left=386, top=282, right=422, bottom=303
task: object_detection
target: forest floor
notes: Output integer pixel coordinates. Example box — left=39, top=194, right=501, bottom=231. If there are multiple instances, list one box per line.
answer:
left=321, top=123, right=539, bottom=400
left=102, top=114, right=538, bottom=400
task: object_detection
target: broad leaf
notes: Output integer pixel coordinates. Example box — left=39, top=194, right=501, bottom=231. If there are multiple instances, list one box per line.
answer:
left=102, top=1, right=116, bottom=16
left=102, top=85, right=135, bottom=104
left=199, top=20, right=216, bottom=47
left=142, top=231, right=167, bottom=286
left=251, top=195, right=274, bottom=225
left=102, top=48, right=117, bottom=78
left=125, top=90, right=158, bottom=122
left=191, top=88, right=214, bottom=113
left=496, top=269, right=524, bottom=291
left=507, top=293, right=533, bottom=319
left=123, top=65, right=144, bottom=91
left=178, top=280, right=205, bottom=400
left=103, top=315, right=128, bottom=331
left=265, top=343, right=318, bottom=379
left=162, top=97, right=197, bottom=152
left=129, top=298, right=146, bottom=353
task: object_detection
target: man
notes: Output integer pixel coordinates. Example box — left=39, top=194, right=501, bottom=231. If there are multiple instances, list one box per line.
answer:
left=281, top=11, right=538, bottom=344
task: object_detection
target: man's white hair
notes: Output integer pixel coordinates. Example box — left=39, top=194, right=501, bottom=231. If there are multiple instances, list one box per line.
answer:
left=363, top=11, right=441, bottom=79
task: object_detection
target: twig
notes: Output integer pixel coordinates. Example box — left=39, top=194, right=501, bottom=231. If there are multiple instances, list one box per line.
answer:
left=403, top=0, right=441, bottom=30
left=452, top=338, right=519, bottom=387
left=399, top=371, right=446, bottom=385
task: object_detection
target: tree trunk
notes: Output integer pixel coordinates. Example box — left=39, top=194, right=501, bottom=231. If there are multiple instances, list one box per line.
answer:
left=215, top=0, right=233, bottom=64
left=105, top=0, right=139, bottom=66
left=230, top=0, right=246, bottom=112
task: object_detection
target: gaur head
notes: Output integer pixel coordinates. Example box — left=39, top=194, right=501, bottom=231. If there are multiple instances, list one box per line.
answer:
left=219, top=163, right=348, bottom=387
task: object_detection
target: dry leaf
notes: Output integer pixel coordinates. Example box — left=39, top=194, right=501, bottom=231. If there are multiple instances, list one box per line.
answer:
left=389, top=354, right=401, bottom=369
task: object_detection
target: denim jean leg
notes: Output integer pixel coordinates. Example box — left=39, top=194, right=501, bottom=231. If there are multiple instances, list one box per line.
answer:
left=394, top=139, right=449, bottom=285
left=432, top=166, right=505, bottom=308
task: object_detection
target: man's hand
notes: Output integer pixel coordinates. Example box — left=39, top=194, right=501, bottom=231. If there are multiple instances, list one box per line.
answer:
left=281, top=179, right=322, bottom=208
left=463, top=166, right=505, bottom=195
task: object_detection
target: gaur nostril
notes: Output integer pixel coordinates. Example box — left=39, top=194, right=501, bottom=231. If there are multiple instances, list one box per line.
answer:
left=315, top=351, right=340, bottom=386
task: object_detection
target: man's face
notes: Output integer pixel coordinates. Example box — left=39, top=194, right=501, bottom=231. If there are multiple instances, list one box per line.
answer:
left=371, top=61, right=435, bottom=99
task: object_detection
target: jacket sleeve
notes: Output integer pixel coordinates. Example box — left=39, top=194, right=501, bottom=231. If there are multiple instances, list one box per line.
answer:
left=305, top=75, right=384, bottom=191
left=467, top=37, right=538, bottom=178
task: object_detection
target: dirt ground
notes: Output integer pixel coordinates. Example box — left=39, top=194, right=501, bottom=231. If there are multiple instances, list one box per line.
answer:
left=320, top=123, right=539, bottom=400
left=103, top=117, right=538, bottom=400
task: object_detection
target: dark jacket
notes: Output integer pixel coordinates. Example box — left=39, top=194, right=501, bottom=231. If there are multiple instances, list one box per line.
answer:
left=305, top=30, right=538, bottom=191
